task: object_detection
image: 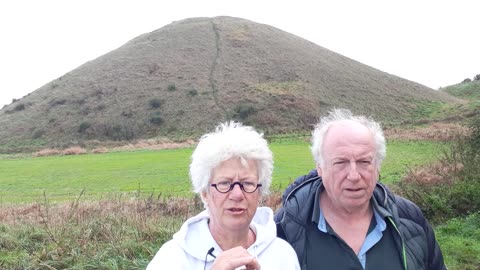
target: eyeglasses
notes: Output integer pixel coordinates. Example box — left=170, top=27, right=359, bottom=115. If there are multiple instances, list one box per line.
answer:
left=210, top=181, right=262, bottom=193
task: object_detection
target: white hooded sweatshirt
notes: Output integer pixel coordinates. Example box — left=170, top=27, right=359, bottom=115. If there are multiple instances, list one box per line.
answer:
left=146, top=207, right=300, bottom=269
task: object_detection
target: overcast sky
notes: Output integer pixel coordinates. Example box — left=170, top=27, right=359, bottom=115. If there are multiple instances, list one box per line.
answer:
left=0, top=0, right=478, bottom=108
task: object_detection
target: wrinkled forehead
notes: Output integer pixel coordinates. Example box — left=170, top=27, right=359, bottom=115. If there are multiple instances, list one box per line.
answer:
left=323, top=121, right=375, bottom=150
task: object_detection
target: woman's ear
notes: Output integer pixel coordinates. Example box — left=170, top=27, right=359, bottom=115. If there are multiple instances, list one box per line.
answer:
left=201, top=191, right=208, bottom=206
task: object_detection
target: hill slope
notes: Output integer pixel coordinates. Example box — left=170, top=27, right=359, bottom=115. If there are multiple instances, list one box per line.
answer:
left=0, top=17, right=458, bottom=151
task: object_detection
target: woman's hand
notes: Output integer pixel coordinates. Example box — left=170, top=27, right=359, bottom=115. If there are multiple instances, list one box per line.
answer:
left=210, top=246, right=260, bottom=270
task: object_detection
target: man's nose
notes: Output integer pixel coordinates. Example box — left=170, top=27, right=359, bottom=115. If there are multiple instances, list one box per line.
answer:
left=347, top=162, right=360, bottom=180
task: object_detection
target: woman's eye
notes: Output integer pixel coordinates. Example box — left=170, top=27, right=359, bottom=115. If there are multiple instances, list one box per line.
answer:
left=218, top=181, right=231, bottom=186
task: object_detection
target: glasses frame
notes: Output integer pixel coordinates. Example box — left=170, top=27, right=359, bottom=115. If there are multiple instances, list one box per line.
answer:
left=210, top=181, right=262, bottom=193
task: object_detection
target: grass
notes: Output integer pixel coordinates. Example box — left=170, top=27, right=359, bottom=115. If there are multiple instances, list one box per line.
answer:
left=435, top=213, right=480, bottom=270
left=0, top=148, right=193, bottom=203
left=0, top=139, right=475, bottom=269
left=380, top=140, right=446, bottom=183
left=443, top=81, right=480, bottom=101
left=0, top=193, right=193, bottom=269
left=0, top=139, right=444, bottom=203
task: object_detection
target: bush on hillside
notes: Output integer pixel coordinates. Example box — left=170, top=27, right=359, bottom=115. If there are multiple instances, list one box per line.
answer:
left=103, top=123, right=136, bottom=141
left=233, top=104, right=256, bottom=120
left=187, top=89, right=198, bottom=96
left=167, top=84, right=176, bottom=91
left=149, top=98, right=163, bottom=109
left=149, top=112, right=164, bottom=125
left=474, top=74, right=480, bottom=81
left=78, top=122, right=91, bottom=133
left=49, top=98, right=67, bottom=107
left=397, top=117, right=480, bottom=223
left=14, top=104, right=25, bottom=111
left=31, top=129, right=45, bottom=139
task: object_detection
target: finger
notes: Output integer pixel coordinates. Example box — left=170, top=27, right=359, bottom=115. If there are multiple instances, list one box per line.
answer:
left=245, top=257, right=261, bottom=270
left=228, top=256, right=260, bottom=270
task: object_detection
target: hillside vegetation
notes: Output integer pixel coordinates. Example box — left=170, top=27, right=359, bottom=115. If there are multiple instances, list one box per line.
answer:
left=0, top=16, right=459, bottom=153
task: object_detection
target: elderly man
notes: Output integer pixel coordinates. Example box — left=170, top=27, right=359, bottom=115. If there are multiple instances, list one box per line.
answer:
left=275, top=109, right=446, bottom=270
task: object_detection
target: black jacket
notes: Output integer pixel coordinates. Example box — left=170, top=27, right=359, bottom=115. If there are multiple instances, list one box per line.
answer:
left=274, top=169, right=446, bottom=270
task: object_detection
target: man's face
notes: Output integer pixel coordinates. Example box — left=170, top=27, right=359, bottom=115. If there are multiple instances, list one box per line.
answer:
left=317, top=121, right=378, bottom=212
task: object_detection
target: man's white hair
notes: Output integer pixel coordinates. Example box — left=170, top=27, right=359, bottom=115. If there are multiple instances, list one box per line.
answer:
left=311, top=108, right=386, bottom=169
left=190, top=121, right=273, bottom=200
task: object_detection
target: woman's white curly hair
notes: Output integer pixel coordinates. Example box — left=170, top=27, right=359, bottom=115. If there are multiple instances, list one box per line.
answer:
left=190, top=121, right=273, bottom=200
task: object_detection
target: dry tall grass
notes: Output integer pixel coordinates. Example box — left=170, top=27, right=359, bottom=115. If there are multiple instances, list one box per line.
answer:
left=385, top=123, right=470, bottom=141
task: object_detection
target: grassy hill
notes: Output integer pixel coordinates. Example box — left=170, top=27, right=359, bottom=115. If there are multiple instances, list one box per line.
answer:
left=0, top=16, right=460, bottom=153
left=442, top=80, right=480, bottom=101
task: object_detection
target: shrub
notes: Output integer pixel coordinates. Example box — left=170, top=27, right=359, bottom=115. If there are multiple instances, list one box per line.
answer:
left=462, top=78, right=472, bottom=83
left=167, top=84, right=176, bottom=91
left=32, top=129, right=45, bottom=139
left=78, top=122, right=91, bottom=133
left=14, top=104, right=25, bottom=111
left=103, top=123, right=136, bottom=141
left=474, top=74, right=480, bottom=81
left=187, top=89, right=198, bottom=96
left=397, top=116, right=480, bottom=223
left=149, top=113, right=164, bottom=125
left=233, top=104, right=256, bottom=120
left=121, top=110, right=133, bottom=118
left=149, top=98, right=163, bottom=109
left=49, top=98, right=67, bottom=107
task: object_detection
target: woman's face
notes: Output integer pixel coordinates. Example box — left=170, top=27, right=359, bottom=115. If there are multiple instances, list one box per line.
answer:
left=203, top=157, right=260, bottom=234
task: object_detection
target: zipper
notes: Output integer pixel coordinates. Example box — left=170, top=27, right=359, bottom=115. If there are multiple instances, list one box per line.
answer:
left=387, top=216, right=408, bottom=270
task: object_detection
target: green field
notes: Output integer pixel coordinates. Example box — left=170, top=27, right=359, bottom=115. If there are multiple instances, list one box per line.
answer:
left=0, top=139, right=443, bottom=203
left=0, top=139, right=477, bottom=269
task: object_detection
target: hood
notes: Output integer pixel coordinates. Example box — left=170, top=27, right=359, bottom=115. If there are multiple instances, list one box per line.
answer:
left=172, top=206, right=277, bottom=263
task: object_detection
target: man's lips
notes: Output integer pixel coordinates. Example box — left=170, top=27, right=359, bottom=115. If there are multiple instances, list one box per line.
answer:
left=344, top=187, right=366, bottom=196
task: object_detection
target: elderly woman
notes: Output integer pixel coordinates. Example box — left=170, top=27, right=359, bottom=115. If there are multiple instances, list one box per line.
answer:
left=147, top=122, right=300, bottom=270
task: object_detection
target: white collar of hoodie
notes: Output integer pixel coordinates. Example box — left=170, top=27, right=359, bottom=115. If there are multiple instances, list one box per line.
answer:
left=172, top=206, right=277, bottom=262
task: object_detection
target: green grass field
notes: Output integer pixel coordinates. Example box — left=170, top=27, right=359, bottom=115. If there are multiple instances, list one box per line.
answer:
left=0, top=139, right=443, bottom=203
left=0, top=139, right=477, bottom=269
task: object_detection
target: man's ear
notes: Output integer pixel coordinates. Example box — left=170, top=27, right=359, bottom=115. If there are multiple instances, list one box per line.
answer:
left=316, top=164, right=323, bottom=177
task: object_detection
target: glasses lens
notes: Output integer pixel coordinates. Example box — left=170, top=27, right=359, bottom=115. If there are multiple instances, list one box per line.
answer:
left=242, top=182, right=256, bottom=192
left=216, top=182, right=232, bottom=192
left=211, top=182, right=260, bottom=193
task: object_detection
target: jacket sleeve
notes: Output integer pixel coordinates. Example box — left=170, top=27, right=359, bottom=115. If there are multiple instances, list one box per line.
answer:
left=395, top=196, right=447, bottom=270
